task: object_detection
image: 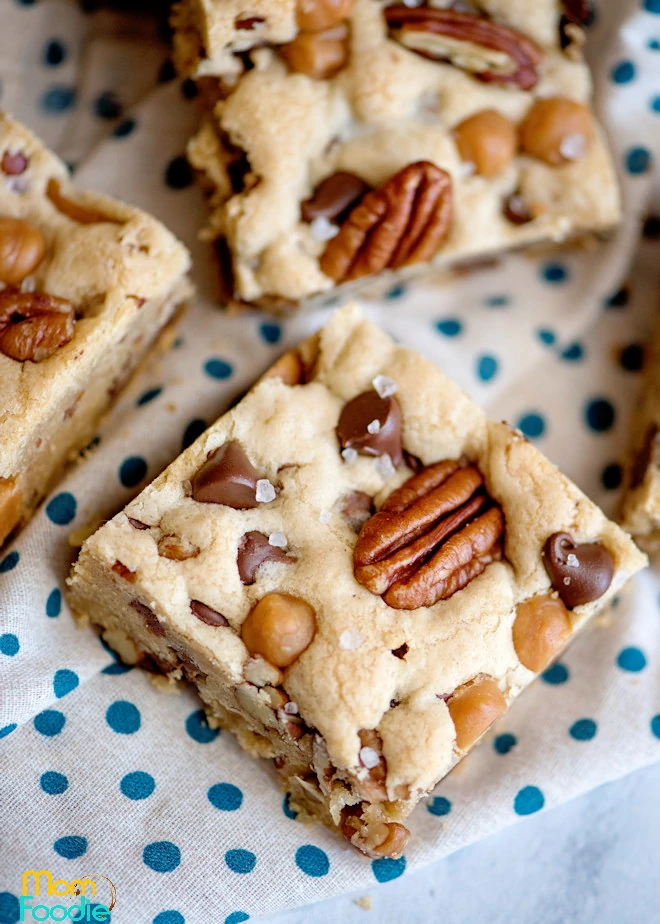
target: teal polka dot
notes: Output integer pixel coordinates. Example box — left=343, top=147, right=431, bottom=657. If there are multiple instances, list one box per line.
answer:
left=40, top=771, right=69, bottom=795
left=46, top=492, right=76, bottom=525
left=114, top=118, right=136, bottom=138
left=435, top=318, right=463, bottom=337
left=153, top=914, right=184, bottom=924
left=561, top=342, right=584, bottom=361
left=143, top=841, right=181, bottom=873
left=569, top=718, right=597, bottom=741
left=517, top=412, right=546, bottom=439
left=106, top=700, right=141, bottom=734
left=0, top=634, right=19, bottom=656
left=119, top=456, right=147, bottom=488
left=185, top=709, right=219, bottom=743
left=513, top=785, right=544, bottom=815
left=610, top=60, right=636, bottom=83
left=616, top=646, right=647, bottom=672
left=372, top=856, right=406, bottom=882
left=41, top=85, right=76, bottom=113
left=649, top=38, right=660, bottom=49
left=0, top=892, right=20, bottom=924
left=427, top=796, right=451, bottom=816
left=651, top=95, right=660, bottom=113
left=54, top=835, right=87, bottom=859
left=650, top=715, right=660, bottom=739
left=602, top=462, right=623, bottom=490
left=494, top=733, right=517, bottom=754
left=282, top=793, right=297, bottom=819
left=204, top=358, right=233, bottom=379
left=44, top=39, right=66, bottom=66
left=625, top=147, right=652, bottom=174
left=53, top=669, right=79, bottom=698
left=225, top=849, right=256, bottom=874
left=295, top=845, right=330, bottom=877
left=182, top=419, right=207, bottom=451
left=476, top=355, right=498, bottom=382
left=0, top=724, right=17, bottom=739
left=542, top=663, right=569, bottom=684
left=537, top=328, right=556, bottom=346
left=137, top=386, right=163, bottom=406
left=208, top=782, right=243, bottom=811
left=0, top=551, right=19, bottom=573
left=386, top=283, right=408, bottom=299
left=34, top=710, right=65, bottom=737
left=259, top=322, right=282, bottom=344
left=644, top=0, right=660, bottom=12
left=604, top=286, right=629, bottom=308
left=120, top=771, right=156, bottom=800
left=585, top=398, right=615, bottom=432
left=541, top=263, right=568, bottom=284
left=485, top=294, right=509, bottom=308
left=46, top=588, right=62, bottom=618
left=224, top=914, right=249, bottom=924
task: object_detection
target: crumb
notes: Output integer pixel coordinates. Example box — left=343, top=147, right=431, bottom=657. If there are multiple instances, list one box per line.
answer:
left=354, top=896, right=373, bottom=911
left=149, top=673, right=183, bottom=694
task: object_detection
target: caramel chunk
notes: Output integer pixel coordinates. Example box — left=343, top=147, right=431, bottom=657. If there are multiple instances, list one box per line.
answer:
left=241, top=593, right=316, bottom=668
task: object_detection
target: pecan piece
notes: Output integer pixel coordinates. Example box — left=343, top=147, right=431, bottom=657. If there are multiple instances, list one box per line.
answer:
left=320, top=161, right=452, bottom=283
left=384, top=6, right=541, bottom=91
left=354, top=458, right=504, bottom=609
left=0, top=288, right=74, bottom=362
left=46, top=178, right=121, bottom=225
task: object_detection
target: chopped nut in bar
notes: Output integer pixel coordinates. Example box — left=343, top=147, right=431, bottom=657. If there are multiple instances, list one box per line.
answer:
left=0, top=113, right=191, bottom=549
left=172, top=0, right=621, bottom=311
left=67, top=305, right=645, bottom=858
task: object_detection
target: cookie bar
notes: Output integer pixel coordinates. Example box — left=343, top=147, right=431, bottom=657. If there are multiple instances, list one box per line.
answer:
left=0, top=113, right=191, bottom=548
left=621, top=318, right=660, bottom=550
left=67, top=305, right=646, bottom=858
left=172, top=0, right=620, bottom=311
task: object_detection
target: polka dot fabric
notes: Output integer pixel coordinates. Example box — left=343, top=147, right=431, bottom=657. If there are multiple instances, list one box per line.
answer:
left=1, top=1, right=660, bottom=922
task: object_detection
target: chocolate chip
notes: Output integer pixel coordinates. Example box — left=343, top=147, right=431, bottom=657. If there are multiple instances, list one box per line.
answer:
left=338, top=491, right=374, bottom=533
left=237, top=530, right=294, bottom=585
left=235, top=15, right=265, bottom=29
left=130, top=599, right=166, bottom=636
left=1, top=151, right=28, bottom=175
left=403, top=450, right=424, bottom=473
left=190, top=600, right=229, bottom=627
left=542, top=532, right=614, bottom=608
left=128, top=517, right=150, bottom=530
left=562, top=0, right=594, bottom=25
left=301, top=172, right=370, bottom=224
left=503, top=193, right=533, bottom=225
left=337, top=390, right=403, bottom=465
left=391, top=643, right=408, bottom=659
left=190, top=441, right=260, bottom=508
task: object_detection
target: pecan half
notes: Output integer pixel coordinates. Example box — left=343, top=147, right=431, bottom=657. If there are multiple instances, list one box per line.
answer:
left=354, top=458, right=504, bottom=609
left=320, top=161, right=452, bottom=283
left=384, top=6, right=541, bottom=91
left=0, top=288, right=75, bottom=362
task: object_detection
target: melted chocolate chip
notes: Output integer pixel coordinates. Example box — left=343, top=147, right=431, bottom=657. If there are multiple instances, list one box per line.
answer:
left=339, top=491, right=374, bottom=533
left=542, top=532, right=614, bottom=608
left=1, top=151, right=28, bottom=175
left=190, top=600, right=229, bottom=627
left=301, top=172, right=370, bottom=224
left=128, top=517, right=150, bottom=530
left=235, top=15, right=265, bottom=29
left=237, top=531, right=294, bottom=584
left=130, top=599, right=166, bottom=637
left=337, top=391, right=403, bottom=465
left=503, top=193, right=533, bottom=225
left=190, top=441, right=260, bottom=508
left=391, top=643, right=409, bottom=660
left=562, top=0, right=594, bottom=25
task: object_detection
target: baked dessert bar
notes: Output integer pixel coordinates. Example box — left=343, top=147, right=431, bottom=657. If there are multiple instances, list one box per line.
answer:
left=172, top=0, right=620, bottom=311
left=68, top=305, right=646, bottom=858
left=621, top=317, right=660, bottom=551
left=0, top=113, right=191, bottom=548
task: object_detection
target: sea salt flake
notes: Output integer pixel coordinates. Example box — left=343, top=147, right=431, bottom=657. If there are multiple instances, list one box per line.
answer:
left=566, top=553, right=580, bottom=568
left=284, top=701, right=299, bottom=715
left=559, top=132, right=587, bottom=161
left=375, top=453, right=396, bottom=480
left=341, top=448, right=358, bottom=463
left=372, top=375, right=398, bottom=398
left=339, top=628, right=364, bottom=650
left=457, top=160, right=476, bottom=178
left=20, top=276, right=36, bottom=293
left=367, top=419, right=381, bottom=434
left=319, top=509, right=332, bottom=524
left=359, top=746, right=381, bottom=769
left=563, top=576, right=571, bottom=586
left=269, top=531, right=287, bottom=548
left=310, top=216, right=340, bottom=242
left=256, top=479, right=276, bottom=503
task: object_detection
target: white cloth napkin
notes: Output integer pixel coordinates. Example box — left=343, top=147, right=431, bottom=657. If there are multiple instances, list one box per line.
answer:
left=1, top=1, right=659, bottom=922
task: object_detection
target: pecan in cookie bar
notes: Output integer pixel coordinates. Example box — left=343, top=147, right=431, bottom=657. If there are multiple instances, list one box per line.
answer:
left=171, top=0, right=619, bottom=310
left=0, top=113, right=191, bottom=548
left=67, top=305, right=646, bottom=858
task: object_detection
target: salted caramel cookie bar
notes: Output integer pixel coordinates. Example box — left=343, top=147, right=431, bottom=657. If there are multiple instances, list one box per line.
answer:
left=0, top=113, right=191, bottom=548
left=67, top=305, right=646, bottom=858
left=171, top=0, right=620, bottom=311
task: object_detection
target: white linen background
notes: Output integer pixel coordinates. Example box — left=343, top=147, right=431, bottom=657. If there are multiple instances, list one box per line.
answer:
left=0, top=1, right=659, bottom=922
